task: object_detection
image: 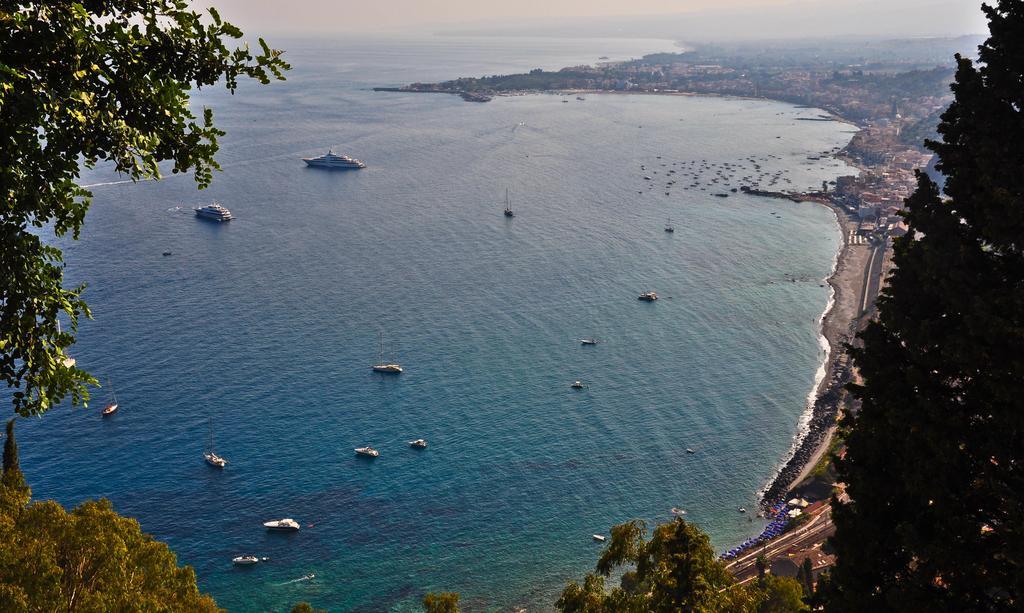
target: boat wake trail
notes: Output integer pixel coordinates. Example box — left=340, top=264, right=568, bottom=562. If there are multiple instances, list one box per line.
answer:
left=277, top=573, right=316, bottom=586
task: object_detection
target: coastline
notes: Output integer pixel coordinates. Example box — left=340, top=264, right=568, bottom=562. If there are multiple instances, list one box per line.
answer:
left=759, top=199, right=867, bottom=507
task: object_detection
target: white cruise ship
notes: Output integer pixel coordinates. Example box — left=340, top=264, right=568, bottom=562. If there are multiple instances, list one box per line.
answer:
left=302, top=150, right=366, bottom=169
left=193, top=202, right=233, bottom=222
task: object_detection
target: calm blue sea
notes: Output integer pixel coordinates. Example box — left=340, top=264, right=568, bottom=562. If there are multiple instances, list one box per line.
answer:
left=12, top=36, right=855, bottom=611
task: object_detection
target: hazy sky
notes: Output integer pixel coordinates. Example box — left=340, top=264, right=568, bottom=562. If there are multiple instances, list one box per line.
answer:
left=205, top=0, right=989, bottom=38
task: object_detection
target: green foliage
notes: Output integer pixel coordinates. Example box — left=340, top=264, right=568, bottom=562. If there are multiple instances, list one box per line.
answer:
left=423, top=591, right=460, bottom=612
left=291, top=603, right=326, bottom=613
left=0, top=1, right=289, bottom=417
left=0, top=420, right=219, bottom=610
left=827, top=1, right=1024, bottom=610
left=755, top=575, right=808, bottom=612
left=795, top=558, right=814, bottom=602
left=556, top=517, right=782, bottom=612
left=756, top=554, right=768, bottom=579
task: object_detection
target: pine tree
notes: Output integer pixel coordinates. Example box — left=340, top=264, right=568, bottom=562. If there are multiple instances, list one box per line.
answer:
left=826, top=1, right=1024, bottom=610
left=0, top=419, right=28, bottom=511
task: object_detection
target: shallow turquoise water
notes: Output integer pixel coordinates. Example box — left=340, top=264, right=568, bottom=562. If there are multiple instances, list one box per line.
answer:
left=13, top=37, right=852, bottom=611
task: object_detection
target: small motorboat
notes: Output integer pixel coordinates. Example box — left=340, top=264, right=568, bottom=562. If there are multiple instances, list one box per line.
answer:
left=738, top=507, right=747, bottom=514
left=232, top=556, right=260, bottom=566
left=162, top=251, right=172, bottom=256
left=638, top=291, right=658, bottom=301
left=592, top=534, right=606, bottom=542
left=102, top=403, right=118, bottom=416
left=686, top=448, right=695, bottom=454
left=263, top=518, right=300, bottom=532
left=671, top=507, right=687, bottom=515
left=408, top=439, right=427, bottom=449
left=571, top=380, right=584, bottom=389
left=580, top=339, right=599, bottom=346
left=355, top=446, right=380, bottom=458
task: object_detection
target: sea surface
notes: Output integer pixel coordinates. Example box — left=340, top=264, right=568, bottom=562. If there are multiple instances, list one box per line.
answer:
left=12, top=35, right=855, bottom=611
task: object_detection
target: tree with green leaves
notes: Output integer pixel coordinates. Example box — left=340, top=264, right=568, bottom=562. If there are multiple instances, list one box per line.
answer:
left=826, top=1, right=1024, bottom=610
left=755, top=575, right=807, bottom=613
left=556, top=517, right=807, bottom=612
left=0, top=1, right=289, bottom=417
left=795, top=558, right=814, bottom=603
left=423, top=591, right=460, bottom=612
left=0, top=420, right=220, bottom=610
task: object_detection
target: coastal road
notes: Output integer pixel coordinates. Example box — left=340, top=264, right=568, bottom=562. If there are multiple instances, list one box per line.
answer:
left=725, top=505, right=835, bottom=583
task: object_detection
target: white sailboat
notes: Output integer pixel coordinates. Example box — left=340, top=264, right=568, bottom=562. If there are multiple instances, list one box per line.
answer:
left=101, top=378, right=119, bottom=416
left=204, top=417, right=228, bottom=468
left=371, top=331, right=402, bottom=373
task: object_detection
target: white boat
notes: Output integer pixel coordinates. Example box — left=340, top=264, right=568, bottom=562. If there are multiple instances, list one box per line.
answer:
left=193, top=202, right=233, bottom=222
left=580, top=338, right=599, bottom=346
left=571, top=380, right=584, bottom=389
left=302, top=149, right=366, bottom=169
left=408, top=439, right=427, bottom=449
left=665, top=218, right=675, bottom=233
left=355, top=446, right=380, bottom=458
left=232, top=556, right=260, bottom=565
left=638, top=291, right=658, bottom=301
left=204, top=417, right=228, bottom=468
left=101, top=378, right=119, bottom=416
left=263, top=518, right=300, bottom=532
left=372, top=331, right=402, bottom=373
left=592, top=534, right=606, bottom=542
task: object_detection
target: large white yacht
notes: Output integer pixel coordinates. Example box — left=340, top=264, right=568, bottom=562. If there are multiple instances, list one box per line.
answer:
left=193, top=202, right=233, bottom=222
left=302, top=150, right=366, bottom=169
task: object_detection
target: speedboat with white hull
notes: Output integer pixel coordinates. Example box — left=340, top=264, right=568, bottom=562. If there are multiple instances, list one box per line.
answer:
left=263, top=518, right=300, bottom=532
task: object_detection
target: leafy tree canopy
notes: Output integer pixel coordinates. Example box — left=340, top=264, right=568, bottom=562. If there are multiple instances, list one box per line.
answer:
left=556, top=517, right=806, bottom=612
left=827, top=0, right=1024, bottom=610
left=0, top=1, right=289, bottom=416
left=0, top=419, right=220, bottom=610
